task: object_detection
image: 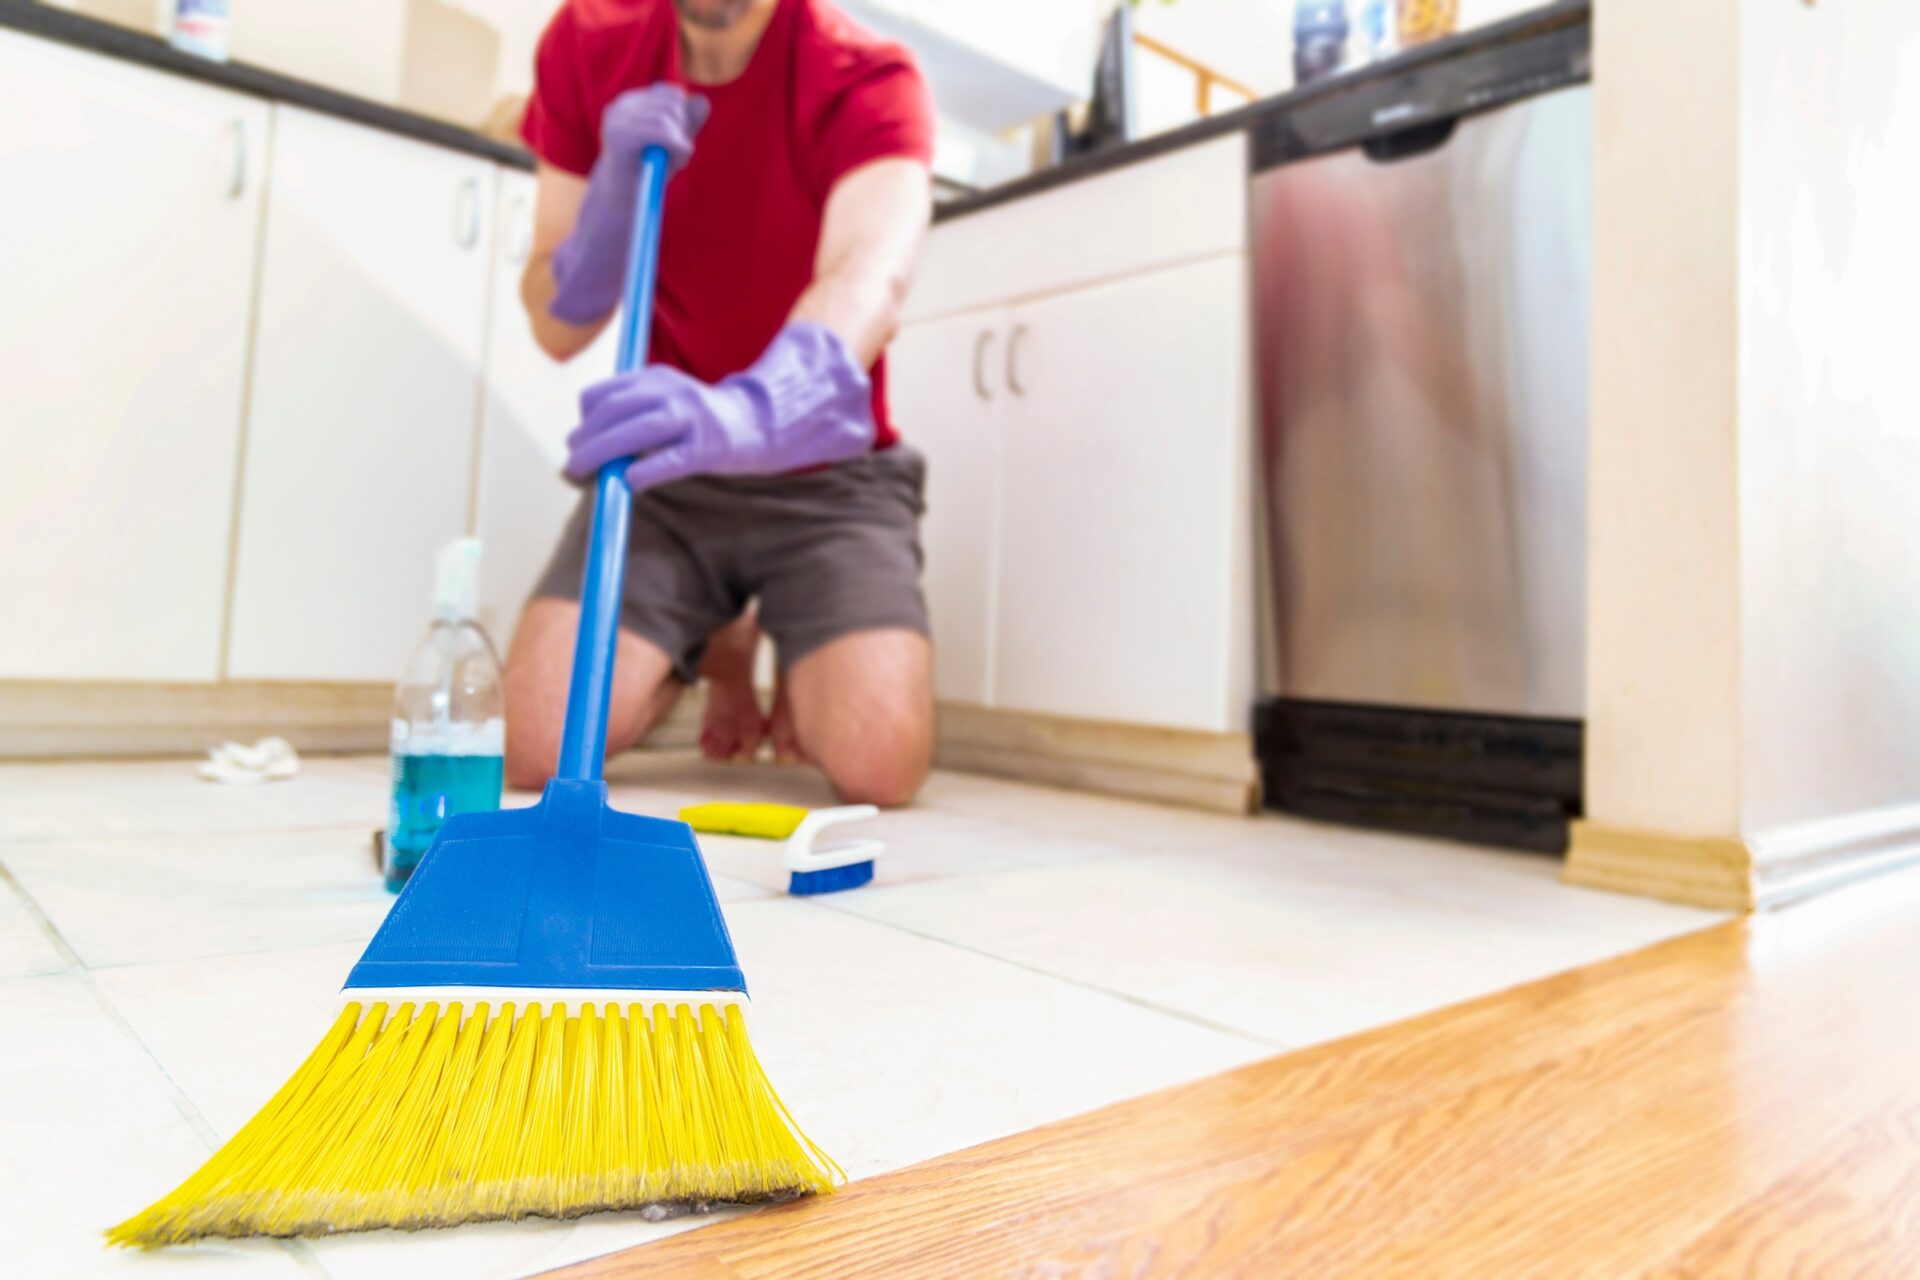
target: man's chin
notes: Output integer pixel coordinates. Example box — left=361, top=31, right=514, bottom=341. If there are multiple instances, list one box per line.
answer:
left=675, top=0, right=753, bottom=31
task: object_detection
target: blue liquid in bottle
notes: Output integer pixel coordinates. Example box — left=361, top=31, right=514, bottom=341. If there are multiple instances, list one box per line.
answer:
left=386, top=747, right=504, bottom=891
left=385, top=540, right=505, bottom=893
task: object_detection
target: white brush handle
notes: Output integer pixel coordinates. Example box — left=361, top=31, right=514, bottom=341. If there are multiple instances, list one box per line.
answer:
left=783, top=805, right=883, bottom=872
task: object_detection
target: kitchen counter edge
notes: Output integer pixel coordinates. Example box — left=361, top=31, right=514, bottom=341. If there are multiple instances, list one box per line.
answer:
left=931, top=0, right=1588, bottom=224
left=3, top=0, right=1588, bottom=221
left=0, top=0, right=533, bottom=169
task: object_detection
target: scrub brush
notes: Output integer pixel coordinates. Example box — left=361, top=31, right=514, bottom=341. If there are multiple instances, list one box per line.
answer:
left=680, top=802, right=883, bottom=894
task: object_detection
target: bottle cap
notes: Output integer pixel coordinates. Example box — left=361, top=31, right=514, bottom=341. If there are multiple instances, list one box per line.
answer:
left=434, top=537, right=482, bottom=623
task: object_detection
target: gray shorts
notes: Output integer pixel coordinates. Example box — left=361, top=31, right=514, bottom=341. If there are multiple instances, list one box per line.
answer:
left=531, top=445, right=929, bottom=683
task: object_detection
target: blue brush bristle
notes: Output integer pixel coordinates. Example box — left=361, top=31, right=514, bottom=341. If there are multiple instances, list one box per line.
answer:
left=787, top=860, right=874, bottom=896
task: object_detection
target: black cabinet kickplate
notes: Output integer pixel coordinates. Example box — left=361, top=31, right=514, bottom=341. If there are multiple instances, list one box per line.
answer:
left=1256, top=698, right=1583, bottom=854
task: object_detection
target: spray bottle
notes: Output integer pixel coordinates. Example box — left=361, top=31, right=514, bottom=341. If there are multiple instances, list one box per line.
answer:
left=384, top=538, right=504, bottom=892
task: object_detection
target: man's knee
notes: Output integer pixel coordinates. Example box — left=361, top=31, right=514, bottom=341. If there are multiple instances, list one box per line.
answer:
left=503, top=658, right=561, bottom=790
left=785, top=629, right=933, bottom=807
left=502, top=601, right=572, bottom=790
left=503, top=716, right=560, bottom=792
left=815, top=718, right=931, bottom=808
left=501, top=599, right=683, bottom=790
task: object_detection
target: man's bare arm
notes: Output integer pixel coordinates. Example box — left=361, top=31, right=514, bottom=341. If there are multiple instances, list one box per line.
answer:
left=791, top=157, right=932, bottom=367
left=523, top=156, right=929, bottom=367
left=520, top=164, right=615, bottom=361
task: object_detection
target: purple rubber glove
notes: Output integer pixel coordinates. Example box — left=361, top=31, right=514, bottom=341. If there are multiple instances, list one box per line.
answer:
left=548, top=84, right=709, bottom=325
left=565, top=322, right=877, bottom=491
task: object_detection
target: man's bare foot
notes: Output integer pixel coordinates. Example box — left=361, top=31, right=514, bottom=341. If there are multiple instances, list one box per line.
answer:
left=701, top=677, right=766, bottom=763
left=698, top=612, right=766, bottom=763
left=767, top=676, right=806, bottom=765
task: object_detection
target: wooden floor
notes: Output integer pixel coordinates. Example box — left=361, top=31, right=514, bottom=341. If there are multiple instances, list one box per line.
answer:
left=544, top=867, right=1920, bottom=1279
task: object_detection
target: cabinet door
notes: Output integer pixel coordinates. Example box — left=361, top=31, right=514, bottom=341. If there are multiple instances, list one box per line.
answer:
left=0, top=33, right=266, bottom=681
left=887, top=307, right=1008, bottom=706
left=995, top=257, right=1252, bottom=732
left=473, top=170, right=619, bottom=649
left=227, top=107, right=495, bottom=681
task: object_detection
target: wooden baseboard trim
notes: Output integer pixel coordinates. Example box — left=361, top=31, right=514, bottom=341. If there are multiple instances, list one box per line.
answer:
left=0, top=680, right=704, bottom=760
left=0, top=683, right=1254, bottom=816
left=933, top=702, right=1259, bottom=815
left=1567, top=805, right=1920, bottom=912
left=1564, top=821, right=1754, bottom=911
left=0, top=680, right=395, bottom=758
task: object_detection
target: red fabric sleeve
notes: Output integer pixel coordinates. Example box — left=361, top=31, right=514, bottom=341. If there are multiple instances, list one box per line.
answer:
left=520, top=4, right=598, bottom=176
left=810, top=52, right=935, bottom=199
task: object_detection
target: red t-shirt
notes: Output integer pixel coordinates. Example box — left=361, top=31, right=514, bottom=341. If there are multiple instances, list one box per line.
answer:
left=521, top=0, right=933, bottom=450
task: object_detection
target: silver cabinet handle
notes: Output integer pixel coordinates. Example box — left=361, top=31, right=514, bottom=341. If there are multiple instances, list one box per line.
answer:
left=972, top=329, right=996, bottom=401
left=1006, top=323, right=1028, bottom=397
left=506, top=194, right=532, bottom=265
left=226, top=119, right=247, bottom=199
left=453, top=176, right=482, bottom=249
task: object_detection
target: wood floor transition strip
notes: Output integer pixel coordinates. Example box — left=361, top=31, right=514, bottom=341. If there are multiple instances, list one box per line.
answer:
left=540, top=867, right=1920, bottom=1279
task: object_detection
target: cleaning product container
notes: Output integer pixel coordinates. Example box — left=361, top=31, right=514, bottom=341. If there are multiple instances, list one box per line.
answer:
left=385, top=537, right=504, bottom=891
left=169, top=0, right=230, bottom=61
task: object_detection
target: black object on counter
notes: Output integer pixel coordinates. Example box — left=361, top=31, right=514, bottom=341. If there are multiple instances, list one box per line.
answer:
left=1055, top=4, right=1138, bottom=162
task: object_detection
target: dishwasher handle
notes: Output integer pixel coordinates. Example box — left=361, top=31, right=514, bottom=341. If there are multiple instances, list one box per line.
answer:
left=1362, top=116, right=1458, bottom=163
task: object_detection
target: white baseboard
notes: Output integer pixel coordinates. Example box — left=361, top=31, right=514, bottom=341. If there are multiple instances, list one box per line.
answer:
left=1748, top=803, right=1920, bottom=908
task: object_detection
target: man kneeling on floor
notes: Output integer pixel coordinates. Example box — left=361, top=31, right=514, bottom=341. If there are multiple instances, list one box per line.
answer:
left=504, top=0, right=935, bottom=806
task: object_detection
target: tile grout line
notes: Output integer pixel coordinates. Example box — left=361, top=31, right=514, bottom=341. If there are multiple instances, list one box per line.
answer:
left=0, top=861, right=334, bottom=1276
left=792, top=891, right=1290, bottom=1053
left=79, top=934, right=380, bottom=975
left=0, top=857, right=88, bottom=975
left=706, top=847, right=1171, bottom=903
left=0, top=863, right=223, bottom=1147
left=0, top=818, right=389, bottom=849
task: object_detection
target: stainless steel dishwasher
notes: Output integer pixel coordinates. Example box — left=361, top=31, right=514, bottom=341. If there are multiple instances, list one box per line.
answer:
left=1249, top=12, right=1592, bottom=851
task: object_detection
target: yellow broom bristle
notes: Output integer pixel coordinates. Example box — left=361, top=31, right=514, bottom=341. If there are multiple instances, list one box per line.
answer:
left=106, top=1000, right=842, bottom=1247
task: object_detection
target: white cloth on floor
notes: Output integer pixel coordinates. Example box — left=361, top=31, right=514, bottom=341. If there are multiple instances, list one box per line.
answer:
left=198, top=737, right=300, bottom=784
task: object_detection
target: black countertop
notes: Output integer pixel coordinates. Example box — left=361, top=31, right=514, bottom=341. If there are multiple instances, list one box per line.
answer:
left=0, top=0, right=534, bottom=168
left=3, top=0, right=1587, bottom=222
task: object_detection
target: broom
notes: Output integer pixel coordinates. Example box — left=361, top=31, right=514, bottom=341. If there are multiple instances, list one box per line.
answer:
left=109, top=146, right=842, bottom=1247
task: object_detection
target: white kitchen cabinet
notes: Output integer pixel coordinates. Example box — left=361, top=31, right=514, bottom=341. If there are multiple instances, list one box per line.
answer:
left=904, top=133, right=1248, bottom=324
left=0, top=32, right=267, bottom=681
left=896, top=133, right=1254, bottom=734
left=992, top=256, right=1253, bottom=733
left=226, top=106, right=496, bottom=681
left=886, top=305, right=1010, bottom=705
left=473, top=170, right=619, bottom=649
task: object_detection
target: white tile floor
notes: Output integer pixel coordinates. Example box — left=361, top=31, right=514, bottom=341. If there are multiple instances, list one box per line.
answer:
left=0, top=753, right=1724, bottom=1278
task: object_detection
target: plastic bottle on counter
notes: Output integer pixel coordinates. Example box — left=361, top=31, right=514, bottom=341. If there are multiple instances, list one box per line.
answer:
left=1360, top=0, right=1397, bottom=62
left=1396, top=0, right=1461, bottom=48
left=384, top=538, right=505, bottom=893
left=1293, top=1, right=1352, bottom=87
left=169, top=0, right=230, bottom=62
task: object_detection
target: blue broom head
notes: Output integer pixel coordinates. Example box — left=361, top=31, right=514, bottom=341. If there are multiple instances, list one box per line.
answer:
left=346, top=777, right=747, bottom=997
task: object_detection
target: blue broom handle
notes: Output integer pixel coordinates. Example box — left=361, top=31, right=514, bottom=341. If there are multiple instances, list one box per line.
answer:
left=556, top=145, right=671, bottom=783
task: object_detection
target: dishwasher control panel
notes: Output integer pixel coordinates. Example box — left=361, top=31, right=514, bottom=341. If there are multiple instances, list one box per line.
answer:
left=1253, top=11, right=1589, bottom=171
